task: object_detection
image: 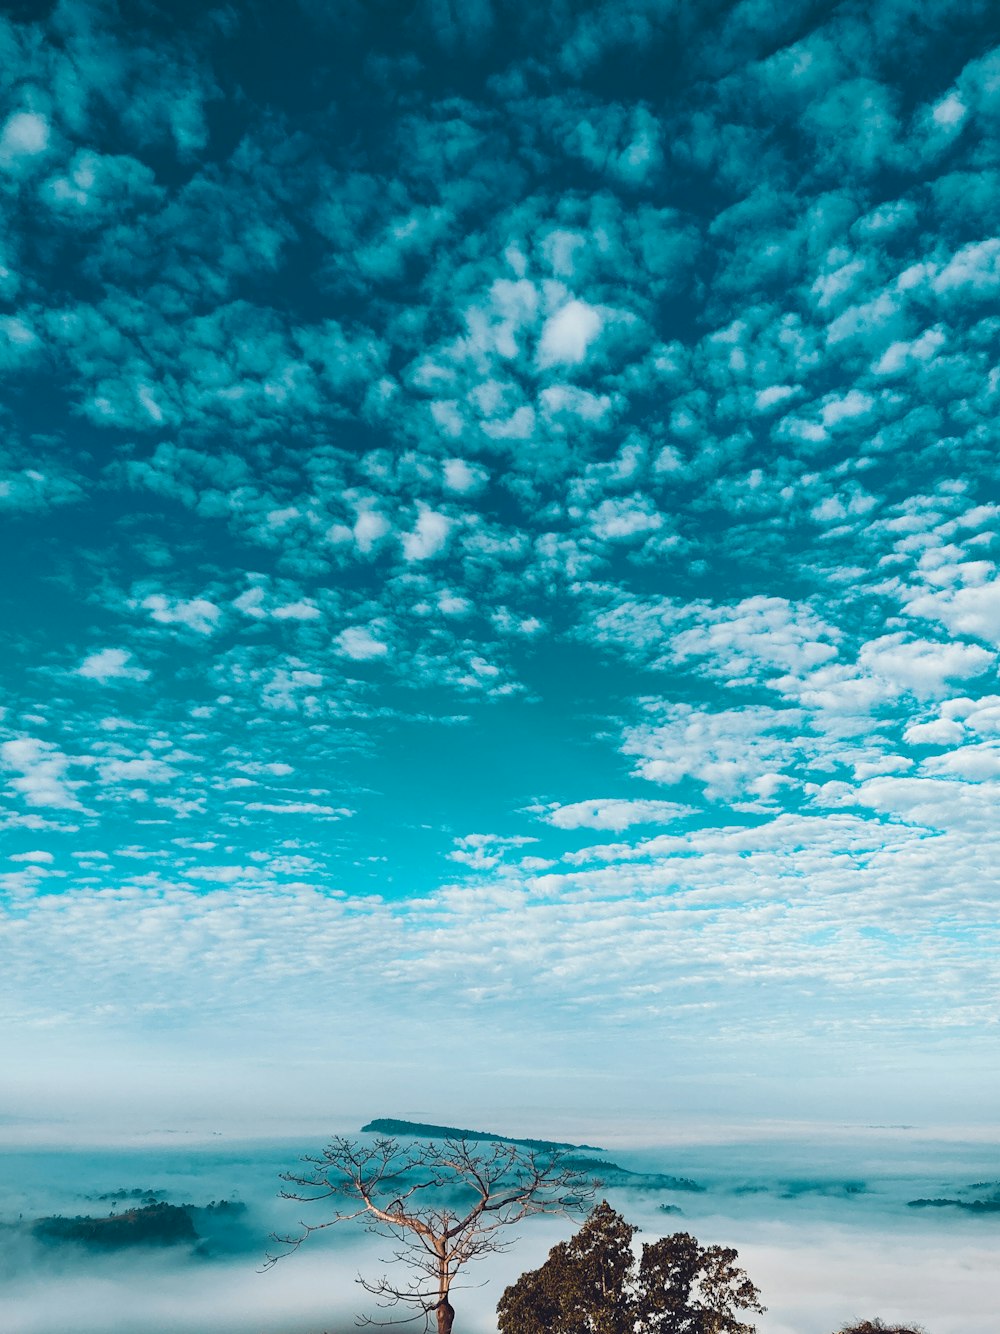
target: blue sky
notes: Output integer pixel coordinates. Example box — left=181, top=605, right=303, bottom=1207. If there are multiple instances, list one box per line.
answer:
left=3, top=0, right=1000, bottom=1134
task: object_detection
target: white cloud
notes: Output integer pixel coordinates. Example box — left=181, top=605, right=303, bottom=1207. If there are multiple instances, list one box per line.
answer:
left=772, top=663, right=895, bottom=716
left=10, top=850, right=54, bottom=863
left=667, top=597, right=840, bottom=683
left=272, top=600, right=321, bottom=620
left=262, top=665, right=324, bottom=710
left=335, top=625, right=388, bottom=659
left=354, top=509, right=391, bottom=553
left=448, top=832, right=536, bottom=869
left=537, top=798, right=693, bottom=832
left=847, top=773, right=1000, bottom=832
left=0, top=111, right=50, bottom=169
left=820, top=390, right=874, bottom=428
left=622, top=704, right=804, bottom=799
left=810, top=496, right=847, bottom=522
left=540, top=384, right=611, bottom=422
left=244, top=802, right=354, bottom=816
left=945, top=695, right=1000, bottom=734
left=858, top=633, right=993, bottom=694
left=481, top=405, right=536, bottom=439
left=754, top=384, right=799, bottom=412
left=904, top=718, right=965, bottom=745
left=812, top=258, right=865, bottom=308
left=183, top=864, right=265, bottom=884
left=932, top=237, right=1000, bottom=293
left=438, top=592, right=471, bottom=616
left=77, top=648, right=150, bottom=683
left=233, top=586, right=267, bottom=618
left=402, top=507, right=451, bottom=561
left=536, top=299, right=603, bottom=367
left=932, top=92, right=966, bottom=126
left=99, top=757, right=179, bottom=784
left=137, top=383, right=164, bottom=422
left=140, top=594, right=221, bottom=635
left=904, top=579, right=1000, bottom=646
left=589, top=495, right=663, bottom=541
left=872, top=326, right=945, bottom=375
left=0, top=738, right=82, bottom=810
left=921, top=743, right=1000, bottom=780
left=0, top=316, right=39, bottom=353
left=442, top=458, right=487, bottom=494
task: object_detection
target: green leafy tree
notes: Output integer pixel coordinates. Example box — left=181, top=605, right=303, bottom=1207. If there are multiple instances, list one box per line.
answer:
left=496, top=1201, right=638, bottom=1334
left=635, top=1231, right=765, bottom=1334
left=497, top=1202, right=765, bottom=1334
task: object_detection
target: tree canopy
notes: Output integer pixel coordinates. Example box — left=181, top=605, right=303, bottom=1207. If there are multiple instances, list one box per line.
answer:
left=834, top=1323, right=928, bottom=1334
left=497, top=1201, right=765, bottom=1334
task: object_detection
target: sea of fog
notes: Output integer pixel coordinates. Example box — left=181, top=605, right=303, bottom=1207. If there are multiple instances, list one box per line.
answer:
left=1, top=1126, right=998, bottom=1334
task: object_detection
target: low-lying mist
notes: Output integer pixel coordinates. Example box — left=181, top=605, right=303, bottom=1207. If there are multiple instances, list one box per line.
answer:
left=2, top=1131, right=998, bottom=1333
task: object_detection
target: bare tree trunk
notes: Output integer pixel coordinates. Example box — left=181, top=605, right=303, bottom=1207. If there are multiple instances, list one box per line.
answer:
left=435, top=1294, right=455, bottom=1334
left=434, top=1241, right=455, bottom=1334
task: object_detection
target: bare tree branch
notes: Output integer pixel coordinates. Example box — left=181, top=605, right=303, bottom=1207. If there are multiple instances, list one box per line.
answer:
left=264, top=1133, right=598, bottom=1334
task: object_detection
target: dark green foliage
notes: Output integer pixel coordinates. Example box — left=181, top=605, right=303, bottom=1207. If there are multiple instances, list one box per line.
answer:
left=834, top=1322, right=927, bottom=1334
left=93, top=1188, right=163, bottom=1203
left=496, top=1252, right=570, bottom=1334
left=497, top=1202, right=765, bottom=1334
left=635, top=1232, right=765, bottom=1334
left=32, top=1202, right=197, bottom=1248
left=498, top=1202, right=638, bottom=1334
left=198, top=1198, right=247, bottom=1215
left=907, top=1196, right=1000, bottom=1211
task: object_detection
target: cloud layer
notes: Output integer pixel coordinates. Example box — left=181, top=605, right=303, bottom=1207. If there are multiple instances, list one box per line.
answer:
left=2, top=0, right=1000, bottom=1129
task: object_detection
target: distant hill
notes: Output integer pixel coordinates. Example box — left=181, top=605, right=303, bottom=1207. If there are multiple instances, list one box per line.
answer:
left=560, top=1155, right=705, bottom=1193
left=359, top=1122, right=707, bottom=1192
left=361, top=1118, right=605, bottom=1152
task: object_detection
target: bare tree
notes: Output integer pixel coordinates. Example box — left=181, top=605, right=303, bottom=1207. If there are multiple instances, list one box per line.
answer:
left=264, top=1134, right=597, bottom=1334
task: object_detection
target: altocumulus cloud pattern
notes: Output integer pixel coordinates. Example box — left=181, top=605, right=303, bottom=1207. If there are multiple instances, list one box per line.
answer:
left=3, top=0, right=1000, bottom=1117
